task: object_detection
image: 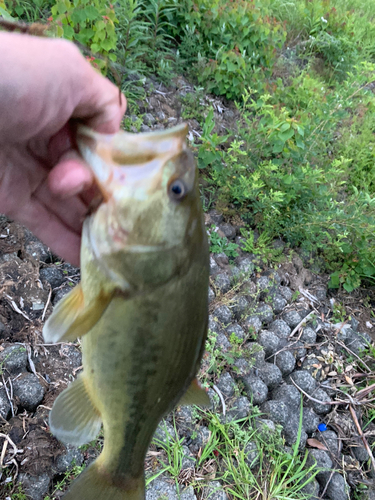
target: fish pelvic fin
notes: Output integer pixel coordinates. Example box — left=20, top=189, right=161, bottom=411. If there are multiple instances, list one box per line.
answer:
left=43, top=283, right=112, bottom=342
left=178, top=378, right=211, bottom=407
left=63, top=461, right=145, bottom=500
left=49, top=375, right=102, bottom=446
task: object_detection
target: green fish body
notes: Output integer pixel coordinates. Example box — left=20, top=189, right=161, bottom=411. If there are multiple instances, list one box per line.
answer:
left=43, top=124, right=209, bottom=500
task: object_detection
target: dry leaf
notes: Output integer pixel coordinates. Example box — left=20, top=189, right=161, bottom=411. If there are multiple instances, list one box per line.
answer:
left=307, top=438, right=328, bottom=451
left=345, top=365, right=353, bottom=372
left=328, top=371, right=337, bottom=376
left=345, top=375, right=354, bottom=386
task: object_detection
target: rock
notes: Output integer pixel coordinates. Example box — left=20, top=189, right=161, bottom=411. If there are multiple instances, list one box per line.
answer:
left=316, top=430, right=339, bottom=456
left=25, top=239, right=50, bottom=263
left=208, top=210, right=224, bottom=225
left=225, top=323, right=245, bottom=342
left=275, top=350, right=295, bottom=376
left=243, top=315, right=262, bottom=335
left=315, top=287, right=327, bottom=301
left=325, top=472, right=349, bottom=500
left=242, top=376, right=268, bottom=405
left=248, top=342, right=265, bottom=366
left=0, top=345, right=28, bottom=374
left=226, top=396, right=250, bottom=420
left=308, top=388, right=331, bottom=415
left=210, top=256, right=220, bottom=275
left=214, top=252, right=229, bottom=266
left=244, top=441, right=259, bottom=468
left=175, top=406, right=195, bottom=435
left=0, top=388, right=11, bottom=419
left=255, top=418, right=276, bottom=436
left=272, top=384, right=301, bottom=410
left=181, top=445, right=196, bottom=469
left=17, top=473, right=51, bottom=500
left=301, top=357, right=323, bottom=381
left=300, top=327, right=317, bottom=344
left=39, top=267, right=65, bottom=289
left=282, top=310, right=302, bottom=329
left=153, top=420, right=175, bottom=445
left=294, top=340, right=307, bottom=360
left=302, top=408, right=320, bottom=434
left=279, top=286, right=293, bottom=302
left=286, top=371, right=317, bottom=395
left=52, top=285, right=72, bottom=306
left=350, top=439, right=370, bottom=462
left=257, top=276, right=271, bottom=293
left=143, top=113, right=156, bottom=125
left=213, top=305, right=233, bottom=325
left=208, top=287, right=215, bottom=303
left=213, top=273, right=231, bottom=294
left=218, top=223, right=236, bottom=240
left=258, top=330, right=280, bottom=357
left=216, top=372, right=236, bottom=398
left=140, top=124, right=151, bottom=132
left=155, top=110, right=166, bottom=121
left=237, top=257, right=255, bottom=274
left=306, top=449, right=333, bottom=482
left=270, top=319, right=291, bottom=338
left=233, top=358, right=253, bottom=378
left=254, top=304, right=273, bottom=325
left=146, top=477, right=196, bottom=500
left=261, top=400, right=290, bottom=426
left=190, top=426, right=210, bottom=453
left=208, top=316, right=223, bottom=334
left=229, top=296, right=248, bottom=319
left=272, top=294, right=287, bottom=314
left=350, top=316, right=359, bottom=331
left=283, top=412, right=307, bottom=448
left=55, top=445, right=84, bottom=473
left=216, top=333, right=231, bottom=352
left=13, top=373, right=45, bottom=411
left=258, top=363, right=282, bottom=390
left=200, top=482, right=229, bottom=500
left=300, top=478, right=320, bottom=500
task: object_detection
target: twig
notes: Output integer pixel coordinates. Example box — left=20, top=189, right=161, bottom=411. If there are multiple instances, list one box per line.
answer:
left=290, top=378, right=348, bottom=406
left=349, top=405, right=375, bottom=472
left=25, top=344, right=38, bottom=379
left=336, top=341, right=372, bottom=372
left=212, top=384, right=226, bottom=417
left=298, top=287, right=320, bottom=305
left=4, top=294, right=30, bottom=321
left=319, top=469, right=335, bottom=499
left=289, top=311, right=316, bottom=338
left=1, top=374, right=14, bottom=417
left=41, top=286, right=52, bottom=322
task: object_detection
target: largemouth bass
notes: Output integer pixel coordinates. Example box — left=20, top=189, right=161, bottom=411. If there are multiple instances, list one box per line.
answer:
left=43, top=123, right=210, bottom=500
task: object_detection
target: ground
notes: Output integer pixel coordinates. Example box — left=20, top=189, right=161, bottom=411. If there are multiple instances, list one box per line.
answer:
left=1, top=79, right=375, bottom=500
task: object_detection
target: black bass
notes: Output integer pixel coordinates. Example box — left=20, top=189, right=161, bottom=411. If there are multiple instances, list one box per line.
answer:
left=43, top=123, right=210, bottom=500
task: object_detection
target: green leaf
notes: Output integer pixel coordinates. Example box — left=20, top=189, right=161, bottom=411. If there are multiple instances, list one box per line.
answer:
left=328, top=272, right=340, bottom=288
left=278, top=128, right=295, bottom=142
left=279, top=122, right=290, bottom=132
left=62, top=24, right=75, bottom=39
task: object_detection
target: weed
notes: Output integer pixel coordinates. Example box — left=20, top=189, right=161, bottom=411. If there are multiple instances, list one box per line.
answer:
left=210, top=227, right=239, bottom=260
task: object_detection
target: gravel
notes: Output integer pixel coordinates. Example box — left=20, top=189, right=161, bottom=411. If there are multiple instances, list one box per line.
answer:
left=269, top=319, right=291, bottom=338
left=216, top=372, right=236, bottom=398
left=308, top=388, right=331, bottom=415
left=243, top=315, right=262, bottom=334
left=213, top=305, right=233, bottom=325
left=272, top=384, right=301, bottom=410
left=0, top=388, right=11, bottom=419
left=146, top=477, right=196, bottom=500
left=257, top=363, right=282, bottom=390
left=0, top=345, right=28, bottom=374
left=12, top=373, right=45, bottom=411
left=39, top=266, right=65, bottom=289
left=282, top=310, right=302, bottom=328
left=242, top=375, right=268, bottom=405
left=286, top=370, right=317, bottom=395
left=18, top=473, right=51, bottom=500
left=261, top=400, right=290, bottom=426
left=258, top=330, right=280, bottom=357
left=275, top=350, right=296, bottom=376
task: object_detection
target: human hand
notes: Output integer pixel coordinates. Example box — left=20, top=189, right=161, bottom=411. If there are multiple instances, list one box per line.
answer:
left=0, top=32, right=126, bottom=266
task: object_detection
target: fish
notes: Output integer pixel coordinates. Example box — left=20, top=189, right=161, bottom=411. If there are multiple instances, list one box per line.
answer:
left=42, top=123, right=210, bottom=500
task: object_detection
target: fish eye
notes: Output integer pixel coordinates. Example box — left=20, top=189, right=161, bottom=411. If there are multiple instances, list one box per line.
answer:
left=168, top=179, right=187, bottom=201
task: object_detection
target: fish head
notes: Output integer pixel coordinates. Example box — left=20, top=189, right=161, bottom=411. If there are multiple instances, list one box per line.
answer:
left=77, top=124, right=207, bottom=291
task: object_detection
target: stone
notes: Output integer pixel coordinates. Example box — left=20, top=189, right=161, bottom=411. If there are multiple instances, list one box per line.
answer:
left=258, top=330, right=280, bottom=357
left=52, top=285, right=72, bottom=306
left=181, top=445, right=196, bottom=469
left=39, top=267, right=65, bottom=289
left=208, top=316, right=223, bottom=334
left=257, top=276, right=271, bottom=293
left=225, top=323, right=245, bottom=342
left=308, top=388, right=331, bottom=415
left=25, top=239, right=50, bottom=263
left=315, top=287, right=327, bottom=301
left=143, top=113, right=156, bottom=125
left=294, top=340, right=307, bottom=360
left=282, top=310, right=302, bottom=329
left=300, top=478, right=320, bottom=500
left=229, top=296, right=248, bottom=319
left=13, top=373, right=45, bottom=412
left=237, top=257, right=255, bottom=274
left=190, top=426, right=211, bottom=453
left=275, top=350, right=295, bottom=376
left=214, top=252, right=229, bottom=266
left=302, top=408, right=320, bottom=434
left=233, top=358, right=253, bottom=378
left=350, top=439, right=370, bottom=462
left=208, top=210, right=224, bottom=225
left=146, top=477, right=196, bottom=500
left=286, top=371, right=317, bottom=395
left=153, top=419, right=175, bottom=445
left=350, top=316, right=359, bottom=331
left=175, top=406, right=195, bottom=435
left=213, top=305, right=233, bottom=325
left=200, top=481, right=229, bottom=500
left=140, top=124, right=151, bottom=132
left=248, top=343, right=265, bottom=366
left=254, top=304, right=273, bottom=325
left=242, top=376, right=268, bottom=405
left=316, top=430, right=339, bottom=456
left=272, top=384, right=301, bottom=410
left=213, top=273, right=231, bottom=294
left=0, top=388, right=11, bottom=419
left=55, top=445, right=84, bottom=473
left=17, top=473, right=51, bottom=500
left=244, top=441, right=259, bottom=468
left=270, top=319, right=291, bottom=338
left=261, top=400, right=290, bottom=426
left=300, top=327, right=317, bottom=344
left=255, top=418, right=276, bottom=436
left=279, top=286, right=293, bottom=302
left=324, top=472, right=349, bottom=500
left=258, top=363, right=282, bottom=390
left=210, top=255, right=220, bottom=275
left=218, top=223, right=236, bottom=240
left=0, top=345, right=28, bottom=374
left=216, top=372, right=236, bottom=398
left=301, top=357, right=323, bottom=381
left=208, top=287, right=215, bottom=303
left=226, top=396, right=250, bottom=421
left=306, top=449, right=333, bottom=482
left=243, top=315, right=262, bottom=335
left=283, top=412, right=307, bottom=448
left=272, top=294, right=287, bottom=314
left=216, top=333, right=231, bottom=352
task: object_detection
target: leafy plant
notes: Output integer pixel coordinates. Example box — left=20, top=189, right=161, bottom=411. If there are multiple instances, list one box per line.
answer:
left=210, top=227, right=239, bottom=259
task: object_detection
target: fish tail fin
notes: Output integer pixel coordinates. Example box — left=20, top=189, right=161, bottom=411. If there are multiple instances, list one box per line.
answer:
left=49, top=375, right=102, bottom=446
left=64, top=460, right=145, bottom=500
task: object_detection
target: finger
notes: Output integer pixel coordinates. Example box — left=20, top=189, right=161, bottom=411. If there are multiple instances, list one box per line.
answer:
left=15, top=198, right=81, bottom=266
left=48, top=152, right=94, bottom=199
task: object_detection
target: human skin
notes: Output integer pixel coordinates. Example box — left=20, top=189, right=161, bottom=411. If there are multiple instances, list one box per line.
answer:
left=0, top=32, right=126, bottom=266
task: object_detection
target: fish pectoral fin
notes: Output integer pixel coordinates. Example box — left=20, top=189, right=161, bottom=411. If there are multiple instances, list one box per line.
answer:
left=43, top=283, right=112, bottom=342
left=178, top=378, right=211, bottom=407
left=49, top=375, right=102, bottom=446
left=64, top=460, right=145, bottom=500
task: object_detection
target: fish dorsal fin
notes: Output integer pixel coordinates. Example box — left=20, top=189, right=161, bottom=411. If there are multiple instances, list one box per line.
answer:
left=43, top=283, right=112, bottom=343
left=178, top=378, right=211, bottom=407
left=49, top=375, right=102, bottom=445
